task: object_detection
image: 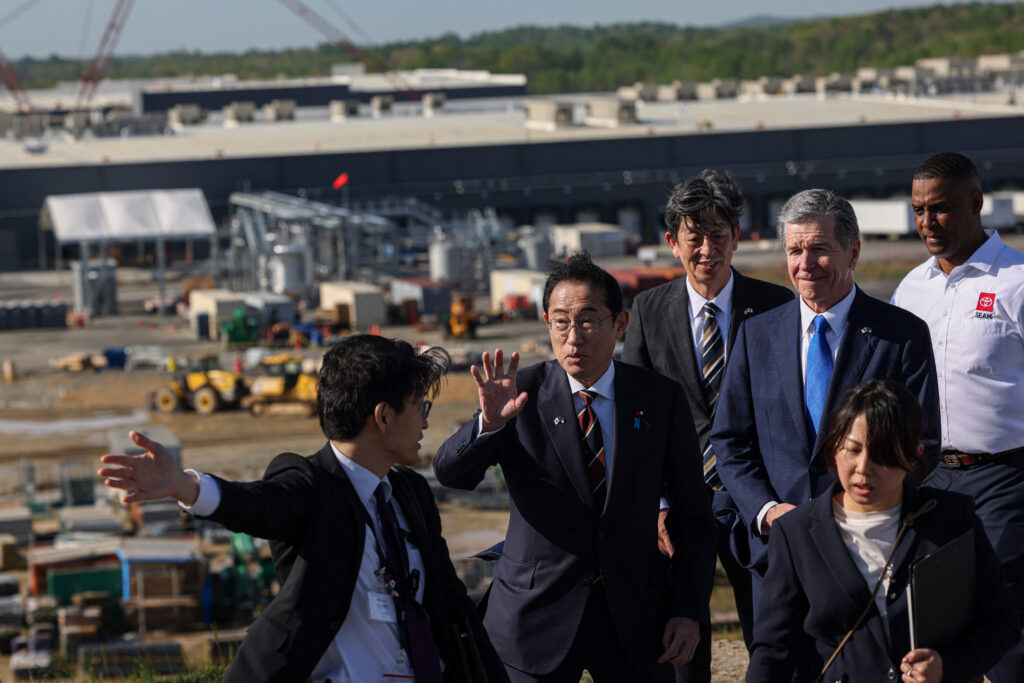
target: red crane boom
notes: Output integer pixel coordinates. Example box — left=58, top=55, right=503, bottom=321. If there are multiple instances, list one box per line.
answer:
left=74, top=0, right=135, bottom=112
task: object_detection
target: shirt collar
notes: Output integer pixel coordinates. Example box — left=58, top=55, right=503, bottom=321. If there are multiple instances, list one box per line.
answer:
left=329, top=441, right=391, bottom=505
left=686, top=270, right=735, bottom=321
left=566, top=361, right=616, bottom=401
left=925, top=229, right=1002, bottom=279
left=799, top=285, right=856, bottom=336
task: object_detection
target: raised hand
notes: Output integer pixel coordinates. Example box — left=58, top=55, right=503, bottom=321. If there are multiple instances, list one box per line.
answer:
left=471, top=349, right=528, bottom=433
left=98, top=430, right=199, bottom=505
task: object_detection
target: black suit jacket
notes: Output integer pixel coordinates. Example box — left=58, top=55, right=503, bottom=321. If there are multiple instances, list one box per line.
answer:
left=712, top=288, right=941, bottom=572
left=200, top=443, right=506, bottom=683
left=748, top=483, right=1021, bottom=683
left=622, top=269, right=794, bottom=466
left=433, top=360, right=717, bottom=676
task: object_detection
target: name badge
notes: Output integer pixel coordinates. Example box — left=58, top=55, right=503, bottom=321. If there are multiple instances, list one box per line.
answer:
left=368, top=591, right=398, bottom=623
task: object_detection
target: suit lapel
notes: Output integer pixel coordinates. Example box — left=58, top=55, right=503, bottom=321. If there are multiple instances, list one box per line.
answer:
left=538, top=365, right=596, bottom=512
left=771, top=301, right=812, bottom=452
left=727, top=270, right=761, bottom=349
left=808, top=489, right=892, bottom=655
left=668, top=283, right=708, bottom=425
left=812, top=289, right=880, bottom=458
left=809, top=492, right=870, bottom=612
left=607, top=362, right=645, bottom=515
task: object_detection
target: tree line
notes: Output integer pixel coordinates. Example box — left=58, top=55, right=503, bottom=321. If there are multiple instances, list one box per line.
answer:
left=11, top=3, right=1024, bottom=95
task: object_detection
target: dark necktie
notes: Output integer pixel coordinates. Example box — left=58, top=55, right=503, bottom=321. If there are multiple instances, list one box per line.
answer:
left=576, top=390, right=607, bottom=510
left=805, top=315, right=833, bottom=439
left=700, top=302, right=725, bottom=489
left=373, top=483, right=444, bottom=683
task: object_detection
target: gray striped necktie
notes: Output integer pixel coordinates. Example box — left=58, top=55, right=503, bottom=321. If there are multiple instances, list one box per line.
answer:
left=700, top=302, right=724, bottom=490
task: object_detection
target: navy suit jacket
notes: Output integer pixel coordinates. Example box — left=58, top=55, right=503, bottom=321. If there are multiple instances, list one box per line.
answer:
left=711, top=288, right=940, bottom=572
left=433, top=360, right=717, bottom=676
left=748, top=483, right=1020, bottom=683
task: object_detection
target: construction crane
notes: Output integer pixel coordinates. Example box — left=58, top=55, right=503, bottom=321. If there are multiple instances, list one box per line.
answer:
left=0, top=48, right=31, bottom=113
left=0, top=0, right=46, bottom=114
left=73, top=0, right=135, bottom=112
left=276, top=0, right=420, bottom=101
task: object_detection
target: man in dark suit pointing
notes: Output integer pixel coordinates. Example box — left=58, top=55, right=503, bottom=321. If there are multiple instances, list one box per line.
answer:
left=434, top=252, right=717, bottom=682
left=622, top=169, right=793, bottom=679
left=99, top=335, right=506, bottom=683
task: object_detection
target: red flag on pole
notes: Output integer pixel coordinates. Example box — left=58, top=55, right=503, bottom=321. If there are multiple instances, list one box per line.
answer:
left=332, top=172, right=350, bottom=190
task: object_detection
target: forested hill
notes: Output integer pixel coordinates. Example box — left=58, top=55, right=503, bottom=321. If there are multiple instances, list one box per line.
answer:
left=13, top=2, right=1024, bottom=94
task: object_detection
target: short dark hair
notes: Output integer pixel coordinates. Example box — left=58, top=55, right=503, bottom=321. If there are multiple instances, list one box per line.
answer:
left=914, top=151, right=980, bottom=184
left=778, top=188, right=860, bottom=251
left=823, top=379, right=926, bottom=479
left=664, top=169, right=745, bottom=236
left=542, top=250, right=623, bottom=316
left=317, top=335, right=450, bottom=440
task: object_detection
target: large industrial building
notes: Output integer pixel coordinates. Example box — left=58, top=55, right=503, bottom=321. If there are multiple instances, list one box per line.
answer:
left=2, top=58, right=1024, bottom=272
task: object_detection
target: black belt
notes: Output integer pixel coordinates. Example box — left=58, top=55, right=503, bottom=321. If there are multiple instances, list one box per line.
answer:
left=942, top=446, right=1024, bottom=468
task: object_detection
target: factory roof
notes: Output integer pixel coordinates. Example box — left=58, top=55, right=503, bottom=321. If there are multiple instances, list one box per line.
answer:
left=3, top=90, right=1021, bottom=171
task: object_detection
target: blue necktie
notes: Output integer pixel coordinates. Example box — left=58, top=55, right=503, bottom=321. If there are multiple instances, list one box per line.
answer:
left=805, top=315, right=833, bottom=438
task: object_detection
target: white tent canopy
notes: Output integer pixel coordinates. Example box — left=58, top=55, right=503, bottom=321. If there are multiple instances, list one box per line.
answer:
left=43, top=189, right=216, bottom=244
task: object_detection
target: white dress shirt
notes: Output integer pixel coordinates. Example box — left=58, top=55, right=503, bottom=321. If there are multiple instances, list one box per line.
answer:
left=686, top=272, right=735, bottom=371
left=756, top=286, right=857, bottom=534
left=891, top=231, right=1024, bottom=453
left=184, top=443, right=427, bottom=683
left=798, top=286, right=856, bottom=383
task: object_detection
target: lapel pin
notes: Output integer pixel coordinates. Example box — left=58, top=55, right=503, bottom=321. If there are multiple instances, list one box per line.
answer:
left=861, top=326, right=872, bottom=334
left=553, top=417, right=565, bottom=425
left=743, top=307, right=754, bottom=316
left=634, top=409, right=644, bottom=430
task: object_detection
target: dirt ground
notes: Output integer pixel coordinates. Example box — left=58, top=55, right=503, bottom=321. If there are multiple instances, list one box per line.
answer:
left=0, top=314, right=754, bottom=679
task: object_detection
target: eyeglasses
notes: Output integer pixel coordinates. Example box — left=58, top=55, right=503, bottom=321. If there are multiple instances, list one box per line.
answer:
left=420, top=400, right=432, bottom=420
left=547, top=314, right=613, bottom=337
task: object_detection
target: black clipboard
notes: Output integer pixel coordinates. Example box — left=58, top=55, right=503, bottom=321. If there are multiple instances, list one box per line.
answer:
left=906, top=527, right=975, bottom=651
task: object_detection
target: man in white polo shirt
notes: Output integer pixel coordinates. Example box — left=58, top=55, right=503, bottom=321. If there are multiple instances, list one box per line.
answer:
left=892, top=151, right=1024, bottom=682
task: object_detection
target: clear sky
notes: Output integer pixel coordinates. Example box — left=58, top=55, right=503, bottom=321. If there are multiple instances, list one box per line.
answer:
left=0, top=0, right=1006, bottom=60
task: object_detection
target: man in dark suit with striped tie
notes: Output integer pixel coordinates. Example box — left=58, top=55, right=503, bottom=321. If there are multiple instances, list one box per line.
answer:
left=622, top=170, right=793, bottom=680
left=435, top=252, right=717, bottom=682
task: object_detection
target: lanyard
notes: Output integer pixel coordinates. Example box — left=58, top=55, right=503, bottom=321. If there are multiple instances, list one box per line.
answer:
left=352, top=489, right=416, bottom=650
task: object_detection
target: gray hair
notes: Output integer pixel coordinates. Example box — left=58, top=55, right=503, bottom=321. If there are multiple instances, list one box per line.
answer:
left=777, top=189, right=859, bottom=250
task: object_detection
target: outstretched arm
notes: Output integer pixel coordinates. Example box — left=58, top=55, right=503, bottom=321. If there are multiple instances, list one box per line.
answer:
left=98, top=430, right=199, bottom=505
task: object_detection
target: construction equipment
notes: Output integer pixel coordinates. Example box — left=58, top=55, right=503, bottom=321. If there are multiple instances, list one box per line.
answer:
left=221, top=307, right=259, bottom=348
left=445, top=293, right=479, bottom=340
left=241, top=354, right=318, bottom=416
left=151, top=354, right=247, bottom=415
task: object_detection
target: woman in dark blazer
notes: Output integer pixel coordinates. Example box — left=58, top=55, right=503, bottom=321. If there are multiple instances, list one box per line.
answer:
left=747, top=380, right=1020, bottom=683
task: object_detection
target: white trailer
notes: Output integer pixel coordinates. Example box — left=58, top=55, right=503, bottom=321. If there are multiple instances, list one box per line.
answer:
left=982, top=194, right=1017, bottom=231
left=848, top=199, right=916, bottom=239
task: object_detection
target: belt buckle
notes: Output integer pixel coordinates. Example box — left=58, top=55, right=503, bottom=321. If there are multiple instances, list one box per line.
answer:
left=943, top=454, right=962, bottom=467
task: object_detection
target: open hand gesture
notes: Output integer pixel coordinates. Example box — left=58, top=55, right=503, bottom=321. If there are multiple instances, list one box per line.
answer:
left=472, top=349, right=528, bottom=433
left=98, top=430, right=198, bottom=505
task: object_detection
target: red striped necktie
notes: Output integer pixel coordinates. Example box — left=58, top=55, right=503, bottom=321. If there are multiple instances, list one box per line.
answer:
left=577, top=389, right=607, bottom=509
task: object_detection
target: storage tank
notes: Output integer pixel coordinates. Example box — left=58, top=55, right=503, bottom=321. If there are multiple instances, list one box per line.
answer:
left=429, top=238, right=463, bottom=283
left=269, top=244, right=309, bottom=296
